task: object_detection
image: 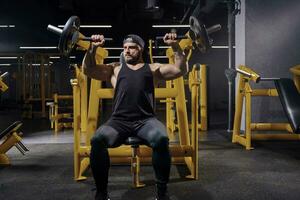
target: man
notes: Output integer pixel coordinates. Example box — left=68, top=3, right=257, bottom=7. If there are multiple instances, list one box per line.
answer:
left=83, top=33, right=188, bottom=200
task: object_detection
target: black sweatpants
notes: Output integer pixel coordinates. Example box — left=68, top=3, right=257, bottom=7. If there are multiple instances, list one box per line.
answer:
left=90, top=117, right=171, bottom=195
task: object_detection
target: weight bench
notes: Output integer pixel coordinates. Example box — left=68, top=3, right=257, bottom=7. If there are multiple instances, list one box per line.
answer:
left=232, top=65, right=300, bottom=150
left=0, top=121, right=29, bottom=165
left=275, top=78, right=300, bottom=133
left=124, top=136, right=147, bottom=188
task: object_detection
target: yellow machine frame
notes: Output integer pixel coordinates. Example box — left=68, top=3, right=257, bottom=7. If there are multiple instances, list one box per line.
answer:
left=0, top=80, right=27, bottom=165
left=232, top=65, right=300, bottom=150
left=47, top=93, right=73, bottom=133
left=21, top=53, right=53, bottom=118
left=71, top=34, right=200, bottom=182
left=148, top=39, right=208, bottom=138
left=290, top=65, right=300, bottom=92
left=0, top=73, right=9, bottom=93
left=0, top=123, right=23, bottom=165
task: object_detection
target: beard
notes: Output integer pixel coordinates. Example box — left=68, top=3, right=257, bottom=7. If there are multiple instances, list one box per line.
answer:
left=125, top=51, right=142, bottom=64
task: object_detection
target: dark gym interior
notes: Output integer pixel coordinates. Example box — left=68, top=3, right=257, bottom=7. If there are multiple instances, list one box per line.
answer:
left=1, top=0, right=300, bottom=200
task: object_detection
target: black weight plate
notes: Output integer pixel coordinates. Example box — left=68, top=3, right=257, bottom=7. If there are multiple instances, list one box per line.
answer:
left=189, top=16, right=211, bottom=53
left=59, top=16, right=80, bottom=56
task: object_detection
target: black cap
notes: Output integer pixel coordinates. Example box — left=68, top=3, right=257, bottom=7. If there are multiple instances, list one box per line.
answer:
left=123, top=34, right=145, bottom=49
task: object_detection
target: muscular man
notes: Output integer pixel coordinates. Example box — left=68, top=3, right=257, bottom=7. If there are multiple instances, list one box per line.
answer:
left=83, top=33, right=188, bottom=200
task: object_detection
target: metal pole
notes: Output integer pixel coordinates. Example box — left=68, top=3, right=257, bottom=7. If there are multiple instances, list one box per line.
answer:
left=227, top=0, right=235, bottom=132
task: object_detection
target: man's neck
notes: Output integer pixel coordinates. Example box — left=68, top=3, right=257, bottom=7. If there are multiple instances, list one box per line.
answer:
left=126, top=58, right=144, bottom=69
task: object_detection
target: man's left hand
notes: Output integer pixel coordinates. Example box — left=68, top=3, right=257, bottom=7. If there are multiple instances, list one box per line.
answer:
left=163, top=33, right=178, bottom=46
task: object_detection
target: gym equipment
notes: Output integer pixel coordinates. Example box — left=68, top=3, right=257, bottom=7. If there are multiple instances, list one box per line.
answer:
left=71, top=54, right=200, bottom=182
left=47, top=16, right=112, bottom=56
left=21, top=53, right=54, bottom=118
left=46, top=93, right=73, bottom=133
left=232, top=65, right=300, bottom=150
left=150, top=18, right=214, bottom=135
left=0, top=72, right=28, bottom=164
left=155, top=16, right=221, bottom=53
left=275, top=78, right=300, bottom=133
left=0, top=72, right=9, bottom=92
left=290, top=65, right=300, bottom=92
left=149, top=39, right=207, bottom=135
left=68, top=14, right=212, bottom=182
left=188, top=64, right=207, bottom=131
left=0, top=121, right=28, bottom=165
left=124, top=137, right=147, bottom=188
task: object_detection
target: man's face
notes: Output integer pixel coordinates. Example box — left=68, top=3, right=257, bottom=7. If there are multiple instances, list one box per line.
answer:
left=123, top=42, right=142, bottom=64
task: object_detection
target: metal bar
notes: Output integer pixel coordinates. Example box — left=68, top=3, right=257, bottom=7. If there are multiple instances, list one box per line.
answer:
left=227, top=1, right=235, bottom=132
left=80, top=37, right=113, bottom=41
left=47, top=24, right=63, bottom=35
left=14, top=143, right=25, bottom=155
left=236, top=68, right=252, bottom=77
left=0, top=72, right=9, bottom=78
left=17, top=141, right=29, bottom=151
left=259, top=77, right=280, bottom=81
left=207, top=24, right=222, bottom=34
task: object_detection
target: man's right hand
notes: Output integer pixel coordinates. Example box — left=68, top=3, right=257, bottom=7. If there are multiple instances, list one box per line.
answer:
left=90, top=34, right=105, bottom=49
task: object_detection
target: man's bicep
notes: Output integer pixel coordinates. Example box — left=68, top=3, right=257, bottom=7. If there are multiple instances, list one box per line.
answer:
left=154, top=63, right=181, bottom=80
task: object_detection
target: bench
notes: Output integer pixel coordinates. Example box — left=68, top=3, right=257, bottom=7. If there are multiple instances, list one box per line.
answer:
left=0, top=121, right=28, bottom=165
left=275, top=78, right=300, bottom=133
left=124, top=136, right=147, bottom=188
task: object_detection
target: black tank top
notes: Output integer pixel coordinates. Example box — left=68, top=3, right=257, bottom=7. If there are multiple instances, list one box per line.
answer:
left=111, top=63, right=155, bottom=120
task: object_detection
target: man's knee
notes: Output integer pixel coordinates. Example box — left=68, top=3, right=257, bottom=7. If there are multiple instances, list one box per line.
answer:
left=91, top=130, right=107, bottom=148
left=91, top=125, right=122, bottom=148
left=152, top=134, right=169, bottom=151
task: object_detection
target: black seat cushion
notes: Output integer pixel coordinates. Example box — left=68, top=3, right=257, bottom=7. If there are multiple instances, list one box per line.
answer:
left=0, top=121, right=22, bottom=140
left=274, top=78, right=300, bottom=133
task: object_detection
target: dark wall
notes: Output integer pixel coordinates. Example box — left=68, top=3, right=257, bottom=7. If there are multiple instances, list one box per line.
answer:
left=236, top=0, right=300, bottom=123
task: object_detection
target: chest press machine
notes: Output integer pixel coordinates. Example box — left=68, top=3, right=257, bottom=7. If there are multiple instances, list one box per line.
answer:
left=230, top=65, right=300, bottom=150
left=47, top=15, right=221, bottom=186
left=70, top=47, right=201, bottom=186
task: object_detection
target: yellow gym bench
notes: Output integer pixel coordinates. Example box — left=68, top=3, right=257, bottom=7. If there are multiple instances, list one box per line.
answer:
left=0, top=121, right=29, bottom=165
left=232, top=65, right=300, bottom=150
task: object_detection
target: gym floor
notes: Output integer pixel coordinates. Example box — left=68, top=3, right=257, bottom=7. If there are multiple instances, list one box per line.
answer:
left=1, top=110, right=300, bottom=200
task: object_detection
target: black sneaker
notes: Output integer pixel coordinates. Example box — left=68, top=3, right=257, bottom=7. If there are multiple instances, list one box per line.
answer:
left=155, top=194, right=170, bottom=200
left=95, top=192, right=110, bottom=200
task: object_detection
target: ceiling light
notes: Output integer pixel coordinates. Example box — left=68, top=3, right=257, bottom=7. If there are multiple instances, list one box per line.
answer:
left=0, top=57, right=18, bottom=59
left=58, top=25, right=112, bottom=28
left=19, top=46, right=58, bottom=49
left=211, top=46, right=236, bottom=48
left=152, top=25, right=189, bottom=28
left=0, top=64, right=12, bottom=66
left=0, top=25, right=15, bottom=28
left=49, top=56, right=76, bottom=59
left=30, top=64, right=49, bottom=66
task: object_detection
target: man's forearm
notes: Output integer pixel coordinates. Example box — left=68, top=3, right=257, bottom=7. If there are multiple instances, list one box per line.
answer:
left=171, top=43, right=188, bottom=74
left=82, top=45, right=97, bottom=69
